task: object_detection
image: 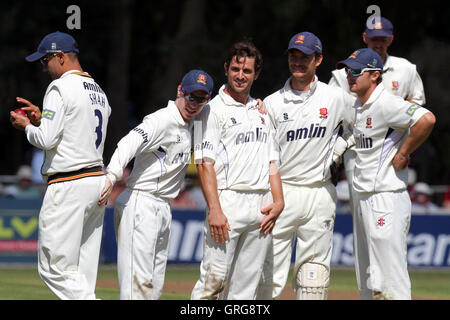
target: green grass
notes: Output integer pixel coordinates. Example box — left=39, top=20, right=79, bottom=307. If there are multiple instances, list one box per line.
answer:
left=0, top=265, right=448, bottom=300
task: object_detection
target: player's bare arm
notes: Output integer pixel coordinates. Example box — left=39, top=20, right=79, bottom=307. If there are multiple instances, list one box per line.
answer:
left=16, top=97, right=41, bottom=126
left=197, top=159, right=230, bottom=243
left=393, top=111, right=436, bottom=170
left=260, top=162, right=284, bottom=235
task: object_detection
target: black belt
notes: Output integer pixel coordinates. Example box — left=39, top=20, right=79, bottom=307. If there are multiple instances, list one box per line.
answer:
left=47, top=166, right=104, bottom=185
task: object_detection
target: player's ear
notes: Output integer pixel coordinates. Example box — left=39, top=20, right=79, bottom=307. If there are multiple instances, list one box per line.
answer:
left=387, top=35, right=394, bottom=46
left=56, top=52, right=65, bottom=65
left=362, top=32, right=368, bottom=44
left=224, top=63, right=228, bottom=77
left=370, top=70, right=381, bottom=83
left=315, top=54, right=323, bottom=67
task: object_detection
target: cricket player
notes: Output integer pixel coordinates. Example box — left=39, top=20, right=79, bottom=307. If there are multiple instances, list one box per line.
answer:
left=10, top=32, right=111, bottom=299
left=329, top=17, right=425, bottom=104
left=263, top=32, right=355, bottom=300
left=337, top=48, right=435, bottom=299
left=191, top=41, right=284, bottom=300
left=329, top=16, right=426, bottom=216
left=98, top=70, right=213, bottom=300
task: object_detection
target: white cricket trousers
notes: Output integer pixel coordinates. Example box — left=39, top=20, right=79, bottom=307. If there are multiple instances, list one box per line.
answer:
left=270, top=182, right=336, bottom=299
left=353, top=190, right=411, bottom=300
left=191, top=190, right=273, bottom=300
left=114, top=188, right=171, bottom=300
left=38, top=175, right=106, bottom=300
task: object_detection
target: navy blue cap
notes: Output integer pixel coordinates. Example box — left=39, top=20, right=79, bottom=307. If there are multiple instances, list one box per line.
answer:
left=25, top=31, right=79, bottom=62
left=336, top=48, right=383, bottom=70
left=365, top=17, right=393, bottom=38
left=181, top=70, right=213, bottom=94
left=288, top=32, right=322, bottom=55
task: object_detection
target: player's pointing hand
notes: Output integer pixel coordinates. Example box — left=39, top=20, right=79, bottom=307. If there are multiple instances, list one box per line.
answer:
left=17, top=97, right=41, bottom=126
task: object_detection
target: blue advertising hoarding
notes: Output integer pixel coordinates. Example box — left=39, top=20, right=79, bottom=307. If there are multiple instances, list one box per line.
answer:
left=102, top=208, right=450, bottom=268
left=0, top=199, right=449, bottom=268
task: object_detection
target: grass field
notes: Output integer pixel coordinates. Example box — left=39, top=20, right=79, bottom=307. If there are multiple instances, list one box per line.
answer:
left=0, top=264, right=449, bottom=300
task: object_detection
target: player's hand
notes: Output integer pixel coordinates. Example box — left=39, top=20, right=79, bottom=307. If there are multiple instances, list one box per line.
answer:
left=392, top=152, right=410, bottom=171
left=10, top=110, right=31, bottom=131
left=208, top=208, right=230, bottom=243
left=98, top=176, right=114, bottom=206
left=256, top=99, right=267, bottom=114
left=260, top=201, right=284, bottom=235
left=16, top=97, right=41, bottom=126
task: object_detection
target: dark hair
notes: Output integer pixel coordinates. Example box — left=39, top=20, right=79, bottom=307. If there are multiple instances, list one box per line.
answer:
left=224, top=40, right=263, bottom=74
left=66, top=52, right=79, bottom=60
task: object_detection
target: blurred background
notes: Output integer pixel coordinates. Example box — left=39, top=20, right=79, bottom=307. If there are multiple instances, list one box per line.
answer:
left=0, top=0, right=449, bottom=207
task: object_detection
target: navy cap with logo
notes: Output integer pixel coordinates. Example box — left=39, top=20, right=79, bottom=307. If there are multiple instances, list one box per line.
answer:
left=287, top=32, right=322, bottom=55
left=25, top=31, right=79, bottom=62
left=181, top=70, right=214, bottom=94
left=365, top=17, right=393, bottom=38
left=336, top=48, right=383, bottom=71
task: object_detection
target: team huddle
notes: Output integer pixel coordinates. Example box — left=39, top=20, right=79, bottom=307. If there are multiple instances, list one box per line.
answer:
left=10, top=16, right=435, bottom=300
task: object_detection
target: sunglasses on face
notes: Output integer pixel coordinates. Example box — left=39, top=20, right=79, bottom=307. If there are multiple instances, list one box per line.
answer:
left=185, top=93, right=210, bottom=106
left=345, top=67, right=381, bottom=77
left=40, top=52, right=60, bottom=66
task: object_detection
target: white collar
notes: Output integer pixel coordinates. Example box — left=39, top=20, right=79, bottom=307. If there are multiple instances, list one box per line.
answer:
left=357, top=83, right=385, bottom=109
left=60, top=69, right=86, bottom=78
left=383, top=54, right=394, bottom=72
left=283, top=75, right=318, bottom=102
left=218, top=84, right=256, bottom=107
left=168, top=100, right=188, bottom=126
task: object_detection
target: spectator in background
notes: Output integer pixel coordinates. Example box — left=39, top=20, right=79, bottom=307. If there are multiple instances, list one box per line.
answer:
left=170, top=177, right=197, bottom=209
left=3, top=165, right=42, bottom=199
left=407, top=167, right=418, bottom=201
left=442, top=187, right=450, bottom=210
left=336, top=179, right=351, bottom=213
left=411, top=182, right=440, bottom=213
left=171, top=174, right=207, bottom=210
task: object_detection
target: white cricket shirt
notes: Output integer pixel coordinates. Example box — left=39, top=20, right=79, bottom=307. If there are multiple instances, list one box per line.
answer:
left=194, top=84, right=276, bottom=191
left=107, top=101, right=192, bottom=200
left=352, top=84, right=430, bottom=193
left=329, top=54, right=426, bottom=105
left=264, top=77, right=355, bottom=186
left=25, top=70, right=111, bottom=178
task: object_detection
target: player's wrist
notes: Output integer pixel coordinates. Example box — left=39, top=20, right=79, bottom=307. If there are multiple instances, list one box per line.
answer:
left=398, top=151, right=410, bottom=159
left=106, top=172, right=117, bottom=185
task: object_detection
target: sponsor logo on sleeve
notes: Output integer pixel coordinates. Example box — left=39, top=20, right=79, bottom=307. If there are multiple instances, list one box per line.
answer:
left=406, top=104, right=421, bottom=116
left=42, top=109, right=56, bottom=120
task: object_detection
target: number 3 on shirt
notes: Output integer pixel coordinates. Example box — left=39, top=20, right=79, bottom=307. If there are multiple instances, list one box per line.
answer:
left=94, top=109, right=103, bottom=149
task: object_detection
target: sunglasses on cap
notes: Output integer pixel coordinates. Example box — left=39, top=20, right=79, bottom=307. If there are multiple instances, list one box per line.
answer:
left=40, top=52, right=61, bottom=66
left=345, top=67, right=381, bottom=77
left=185, top=93, right=210, bottom=106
